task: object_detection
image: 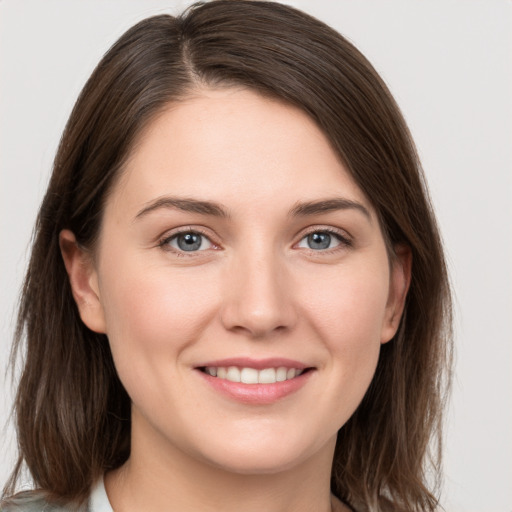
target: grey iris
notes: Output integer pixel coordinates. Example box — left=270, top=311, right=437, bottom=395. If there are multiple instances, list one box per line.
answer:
left=177, top=233, right=202, bottom=251
left=308, top=232, right=331, bottom=250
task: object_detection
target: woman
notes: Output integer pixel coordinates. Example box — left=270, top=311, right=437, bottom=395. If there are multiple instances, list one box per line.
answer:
left=1, top=1, right=452, bottom=511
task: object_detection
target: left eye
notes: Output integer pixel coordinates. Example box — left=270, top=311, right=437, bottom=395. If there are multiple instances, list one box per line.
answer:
left=166, top=231, right=214, bottom=252
left=297, top=231, right=345, bottom=251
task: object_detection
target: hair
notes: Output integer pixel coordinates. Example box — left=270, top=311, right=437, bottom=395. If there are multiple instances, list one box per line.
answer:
left=3, top=1, right=452, bottom=511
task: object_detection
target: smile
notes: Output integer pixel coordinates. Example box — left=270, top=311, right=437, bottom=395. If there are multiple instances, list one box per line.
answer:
left=195, top=358, right=314, bottom=403
left=201, top=366, right=305, bottom=384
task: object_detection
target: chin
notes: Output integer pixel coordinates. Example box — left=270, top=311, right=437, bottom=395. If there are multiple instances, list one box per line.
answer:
left=206, top=451, right=307, bottom=475
left=195, top=432, right=332, bottom=476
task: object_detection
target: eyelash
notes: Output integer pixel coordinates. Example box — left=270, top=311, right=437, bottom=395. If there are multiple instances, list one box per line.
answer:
left=158, top=227, right=215, bottom=258
left=300, top=228, right=353, bottom=252
left=157, top=226, right=352, bottom=257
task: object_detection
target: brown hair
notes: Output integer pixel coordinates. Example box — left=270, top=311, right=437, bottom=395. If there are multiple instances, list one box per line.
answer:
left=3, top=2, right=452, bottom=511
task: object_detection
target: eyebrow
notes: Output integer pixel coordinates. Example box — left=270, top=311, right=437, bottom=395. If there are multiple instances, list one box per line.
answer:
left=134, top=196, right=371, bottom=221
left=135, top=197, right=230, bottom=220
left=289, top=198, right=371, bottom=220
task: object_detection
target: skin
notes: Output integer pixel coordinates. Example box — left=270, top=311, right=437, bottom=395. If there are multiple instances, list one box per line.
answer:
left=61, top=87, right=410, bottom=512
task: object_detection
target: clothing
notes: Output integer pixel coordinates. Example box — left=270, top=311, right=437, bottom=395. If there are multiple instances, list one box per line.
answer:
left=0, top=478, right=112, bottom=512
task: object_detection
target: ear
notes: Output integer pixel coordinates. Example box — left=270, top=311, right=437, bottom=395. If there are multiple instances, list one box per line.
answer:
left=59, top=229, right=106, bottom=333
left=380, top=244, right=412, bottom=344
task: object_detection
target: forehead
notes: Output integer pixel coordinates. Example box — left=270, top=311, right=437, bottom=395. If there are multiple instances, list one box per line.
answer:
left=109, top=87, right=373, bottom=217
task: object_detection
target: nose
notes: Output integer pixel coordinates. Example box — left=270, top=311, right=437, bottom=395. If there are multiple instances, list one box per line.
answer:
left=220, top=248, right=297, bottom=339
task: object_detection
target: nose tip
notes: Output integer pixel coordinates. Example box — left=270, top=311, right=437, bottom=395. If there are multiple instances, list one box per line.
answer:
left=220, top=258, right=297, bottom=339
left=226, top=306, right=288, bottom=339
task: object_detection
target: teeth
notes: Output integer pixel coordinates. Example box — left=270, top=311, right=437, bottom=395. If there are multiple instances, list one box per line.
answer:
left=204, top=365, right=305, bottom=384
left=276, top=367, right=287, bottom=382
left=240, top=367, right=258, bottom=384
left=226, top=366, right=241, bottom=382
left=258, top=368, right=276, bottom=384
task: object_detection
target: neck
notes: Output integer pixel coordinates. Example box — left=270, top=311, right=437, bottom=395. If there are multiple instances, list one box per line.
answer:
left=105, top=413, right=347, bottom=512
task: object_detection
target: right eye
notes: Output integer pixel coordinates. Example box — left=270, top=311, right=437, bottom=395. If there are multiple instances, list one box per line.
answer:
left=160, top=230, right=215, bottom=253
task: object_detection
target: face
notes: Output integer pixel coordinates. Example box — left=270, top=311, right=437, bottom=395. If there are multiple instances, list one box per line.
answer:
left=62, top=88, right=409, bottom=475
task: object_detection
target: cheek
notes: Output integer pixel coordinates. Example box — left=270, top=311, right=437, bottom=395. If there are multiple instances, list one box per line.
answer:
left=304, top=262, right=390, bottom=348
left=316, top=271, right=388, bottom=416
left=300, top=261, right=390, bottom=408
left=97, top=257, right=219, bottom=377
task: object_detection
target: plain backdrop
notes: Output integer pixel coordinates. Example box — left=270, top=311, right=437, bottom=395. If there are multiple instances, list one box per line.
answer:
left=1, top=1, right=511, bottom=511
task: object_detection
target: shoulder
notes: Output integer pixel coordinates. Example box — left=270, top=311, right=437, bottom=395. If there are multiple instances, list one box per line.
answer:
left=0, top=492, right=87, bottom=512
left=1, top=478, right=109, bottom=512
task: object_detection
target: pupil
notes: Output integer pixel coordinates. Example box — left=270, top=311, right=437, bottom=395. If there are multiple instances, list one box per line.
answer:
left=308, top=232, right=330, bottom=250
left=178, top=233, right=202, bottom=251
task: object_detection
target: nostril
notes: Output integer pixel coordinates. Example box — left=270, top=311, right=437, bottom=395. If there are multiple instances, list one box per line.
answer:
left=219, top=274, right=298, bottom=337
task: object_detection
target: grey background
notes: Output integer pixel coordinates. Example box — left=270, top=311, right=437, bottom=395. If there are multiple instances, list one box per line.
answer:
left=1, top=1, right=511, bottom=510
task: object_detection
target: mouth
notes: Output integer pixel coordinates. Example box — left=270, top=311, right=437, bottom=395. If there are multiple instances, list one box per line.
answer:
left=195, top=359, right=315, bottom=404
left=198, top=366, right=311, bottom=384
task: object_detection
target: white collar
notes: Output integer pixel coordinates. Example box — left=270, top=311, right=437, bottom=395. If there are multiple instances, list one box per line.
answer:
left=89, top=476, right=114, bottom=512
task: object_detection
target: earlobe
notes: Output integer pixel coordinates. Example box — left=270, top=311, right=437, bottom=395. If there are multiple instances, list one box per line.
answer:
left=381, top=244, right=412, bottom=344
left=59, top=229, right=106, bottom=333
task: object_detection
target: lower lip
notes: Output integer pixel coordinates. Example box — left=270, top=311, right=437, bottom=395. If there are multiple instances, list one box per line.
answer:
left=196, top=369, right=314, bottom=404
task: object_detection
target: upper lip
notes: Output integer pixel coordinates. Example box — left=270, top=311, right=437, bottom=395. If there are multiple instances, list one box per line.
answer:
left=195, top=357, right=310, bottom=370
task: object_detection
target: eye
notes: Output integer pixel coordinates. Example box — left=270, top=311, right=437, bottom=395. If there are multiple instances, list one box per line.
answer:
left=162, top=230, right=214, bottom=253
left=297, top=230, right=350, bottom=251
